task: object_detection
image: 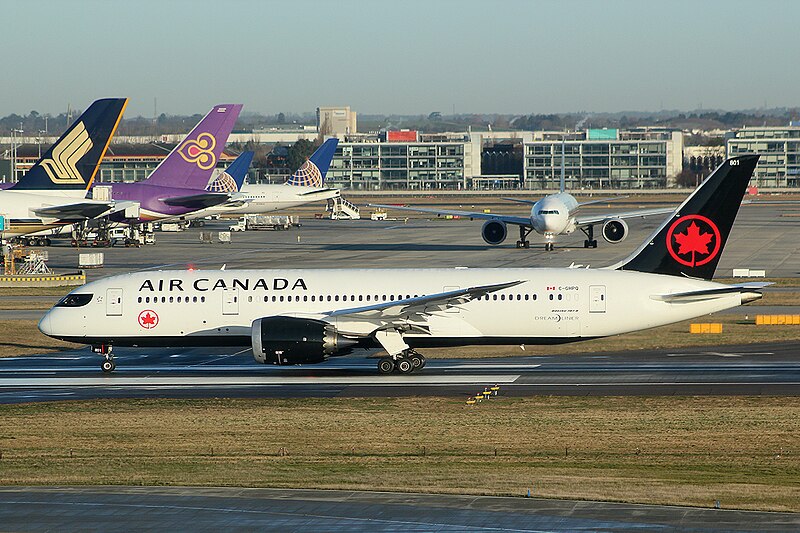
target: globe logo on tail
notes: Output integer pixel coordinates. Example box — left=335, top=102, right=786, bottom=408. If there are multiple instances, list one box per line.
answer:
left=288, top=159, right=323, bottom=188
left=178, top=132, right=217, bottom=170
left=666, top=215, right=721, bottom=267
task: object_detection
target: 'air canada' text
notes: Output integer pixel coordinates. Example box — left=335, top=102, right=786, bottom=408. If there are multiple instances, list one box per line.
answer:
left=138, top=278, right=308, bottom=293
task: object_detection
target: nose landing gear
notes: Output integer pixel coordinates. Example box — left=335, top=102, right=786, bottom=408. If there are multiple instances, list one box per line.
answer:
left=93, top=344, right=116, bottom=373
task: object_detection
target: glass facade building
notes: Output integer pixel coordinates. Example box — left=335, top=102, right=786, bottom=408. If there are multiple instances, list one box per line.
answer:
left=727, top=127, right=800, bottom=187
left=523, top=130, right=683, bottom=190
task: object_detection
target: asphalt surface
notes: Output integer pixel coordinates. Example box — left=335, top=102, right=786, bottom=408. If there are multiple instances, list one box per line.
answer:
left=27, top=200, right=800, bottom=280
left=2, top=341, right=799, bottom=403
left=0, top=486, right=797, bottom=532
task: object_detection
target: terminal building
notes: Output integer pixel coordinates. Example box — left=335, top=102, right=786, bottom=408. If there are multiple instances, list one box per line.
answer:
left=326, top=131, right=481, bottom=190
left=726, top=125, right=800, bottom=187
left=522, top=128, right=684, bottom=190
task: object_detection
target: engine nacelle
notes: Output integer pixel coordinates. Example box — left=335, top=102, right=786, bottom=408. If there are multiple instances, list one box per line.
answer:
left=601, top=218, right=628, bottom=243
left=251, top=316, right=355, bottom=365
left=481, top=220, right=507, bottom=245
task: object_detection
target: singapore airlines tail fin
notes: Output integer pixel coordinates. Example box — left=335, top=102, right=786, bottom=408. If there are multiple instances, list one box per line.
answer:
left=11, top=98, right=128, bottom=191
left=286, top=138, right=338, bottom=188
left=611, top=154, right=759, bottom=280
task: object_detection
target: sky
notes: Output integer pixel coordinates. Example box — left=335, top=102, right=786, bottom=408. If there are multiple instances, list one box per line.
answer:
left=2, top=0, right=798, bottom=118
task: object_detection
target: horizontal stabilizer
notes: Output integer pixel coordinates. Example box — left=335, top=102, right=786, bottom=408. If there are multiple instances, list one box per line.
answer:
left=651, top=282, right=771, bottom=303
left=161, top=192, right=231, bottom=209
left=33, top=202, right=114, bottom=221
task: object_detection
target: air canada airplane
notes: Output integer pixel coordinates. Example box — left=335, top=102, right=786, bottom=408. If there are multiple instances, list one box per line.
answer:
left=40, top=155, right=763, bottom=374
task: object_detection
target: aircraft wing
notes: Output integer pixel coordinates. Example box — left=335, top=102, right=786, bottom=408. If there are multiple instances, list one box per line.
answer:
left=33, top=202, right=115, bottom=222
left=370, top=204, right=531, bottom=227
left=160, top=192, right=232, bottom=209
left=575, top=207, right=675, bottom=227
left=324, top=280, right=525, bottom=321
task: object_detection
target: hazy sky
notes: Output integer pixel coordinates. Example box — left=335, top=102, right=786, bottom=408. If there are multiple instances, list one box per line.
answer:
left=3, top=0, right=798, bottom=118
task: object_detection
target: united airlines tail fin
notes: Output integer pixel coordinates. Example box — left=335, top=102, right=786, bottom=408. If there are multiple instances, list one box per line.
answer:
left=12, top=98, right=128, bottom=191
left=144, top=104, right=243, bottom=189
left=205, top=151, right=254, bottom=193
left=612, top=154, right=759, bottom=280
left=286, top=138, right=338, bottom=188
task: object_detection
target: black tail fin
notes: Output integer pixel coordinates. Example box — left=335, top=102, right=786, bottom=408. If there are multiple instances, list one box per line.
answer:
left=613, top=154, right=759, bottom=280
left=11, top=98, right=127, bottom=191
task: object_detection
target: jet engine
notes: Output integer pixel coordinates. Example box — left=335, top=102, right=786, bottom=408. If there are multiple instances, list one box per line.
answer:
left=481, top=220, right=507, bottom=245
left=601, top=218, right=628, bottom=243
left=251, top=316, right=356, bottom=365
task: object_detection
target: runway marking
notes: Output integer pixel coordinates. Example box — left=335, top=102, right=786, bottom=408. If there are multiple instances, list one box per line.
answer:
left=0, top=375, right=521, bottom=387
left=666, top=351, right=775, bottom=357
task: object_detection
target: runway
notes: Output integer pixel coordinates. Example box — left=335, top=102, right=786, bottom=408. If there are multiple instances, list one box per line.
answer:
left=0, top=486, right=796, bottom=532
left=2, top=341, right=799, bottom=403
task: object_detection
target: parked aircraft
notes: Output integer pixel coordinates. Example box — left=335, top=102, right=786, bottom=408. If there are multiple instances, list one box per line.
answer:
left=193, top=138, right=341, bottom=219
left=0, top=98, right=128, bottom=238
left=92, top=104, right=243, bottom=222
left=40, top=155, right=762, bottom=374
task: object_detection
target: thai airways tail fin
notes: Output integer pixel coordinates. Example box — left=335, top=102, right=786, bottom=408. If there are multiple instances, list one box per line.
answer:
left=205, top=151, right=254, bottom=193
left=143, top=104, right=242, bottom=189
left=11, top=98, right=128, bottom=191
left=611, top=154, right=760, bottom=280
left=286, top=138, right=338, bottom=188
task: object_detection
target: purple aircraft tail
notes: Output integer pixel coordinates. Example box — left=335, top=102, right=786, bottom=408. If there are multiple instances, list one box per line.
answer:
left=143, top=104, right=242, bottom=189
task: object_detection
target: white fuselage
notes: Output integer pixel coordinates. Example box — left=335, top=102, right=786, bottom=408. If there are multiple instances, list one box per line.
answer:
left=40, top=267, right=744, bottom=349
left=529, top=192, right=578, bottom=240
left=193, top=184, right=341, bottom=219
left=0, top=189, right=90, bottom=238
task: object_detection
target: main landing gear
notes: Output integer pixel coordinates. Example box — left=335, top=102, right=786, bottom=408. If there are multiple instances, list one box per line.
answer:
left=515, top=226, right=532, bottom=249
left=93, top=344, right=116, bottom=373
left=581, top=225, right=598, bottom=248
left=544, top=242, right=555, bottom=251
left=377, top=349, right=426, bottom=374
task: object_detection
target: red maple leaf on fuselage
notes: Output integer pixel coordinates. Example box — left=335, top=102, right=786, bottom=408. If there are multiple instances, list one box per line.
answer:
left=673, top=221, right=714, bottom=265
left=141, top=313, right=156, bottom=326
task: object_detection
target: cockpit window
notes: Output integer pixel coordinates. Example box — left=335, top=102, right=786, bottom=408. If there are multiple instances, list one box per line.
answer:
left=537, top=210, right=560, bottom=215
left=56, top=294, right=93, bottom=307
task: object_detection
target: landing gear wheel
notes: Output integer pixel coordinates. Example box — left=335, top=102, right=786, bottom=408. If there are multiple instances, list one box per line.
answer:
left=545, top=242, right=554, bottom=251
left=378, top=358, right=395, bottom=374
left=395, top=357, right=414, bottom=374
left=409, top=353, right=426, bottom=370
left=101, top=359, right=115, bottom=373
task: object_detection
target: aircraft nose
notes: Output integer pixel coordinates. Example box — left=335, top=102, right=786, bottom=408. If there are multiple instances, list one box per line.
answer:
left=38, top=313, right=52, bottom=336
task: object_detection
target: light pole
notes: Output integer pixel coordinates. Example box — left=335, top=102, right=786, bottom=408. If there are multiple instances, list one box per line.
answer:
left=11, top=127, right=23, bottom=183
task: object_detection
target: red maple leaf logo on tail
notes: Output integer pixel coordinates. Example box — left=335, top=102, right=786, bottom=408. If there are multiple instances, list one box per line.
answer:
left=666, top=215, right=721, bottom=268
left=673, top=222, right=714, bottom=266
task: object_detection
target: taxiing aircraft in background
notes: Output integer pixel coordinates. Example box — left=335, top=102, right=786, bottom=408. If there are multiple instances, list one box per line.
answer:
left=0, top=98, right=129, bottom=238
left=40, top=155, right=763, bottom=374
left=373, top=144, right=673, bottom=250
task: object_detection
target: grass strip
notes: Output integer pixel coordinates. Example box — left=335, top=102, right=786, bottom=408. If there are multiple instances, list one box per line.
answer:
left=0, top=396, right=797, bottom=512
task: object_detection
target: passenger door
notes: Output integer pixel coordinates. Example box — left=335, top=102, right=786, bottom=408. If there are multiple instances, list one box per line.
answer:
left=589, top=285, right=606, bottom=313
left=106, top=288, right=123, bottom=316
left=222, top=288, right=239, bottom=315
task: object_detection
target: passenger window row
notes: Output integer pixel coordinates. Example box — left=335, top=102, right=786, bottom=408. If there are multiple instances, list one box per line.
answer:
left=137, top=296, right=206, bottom=304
